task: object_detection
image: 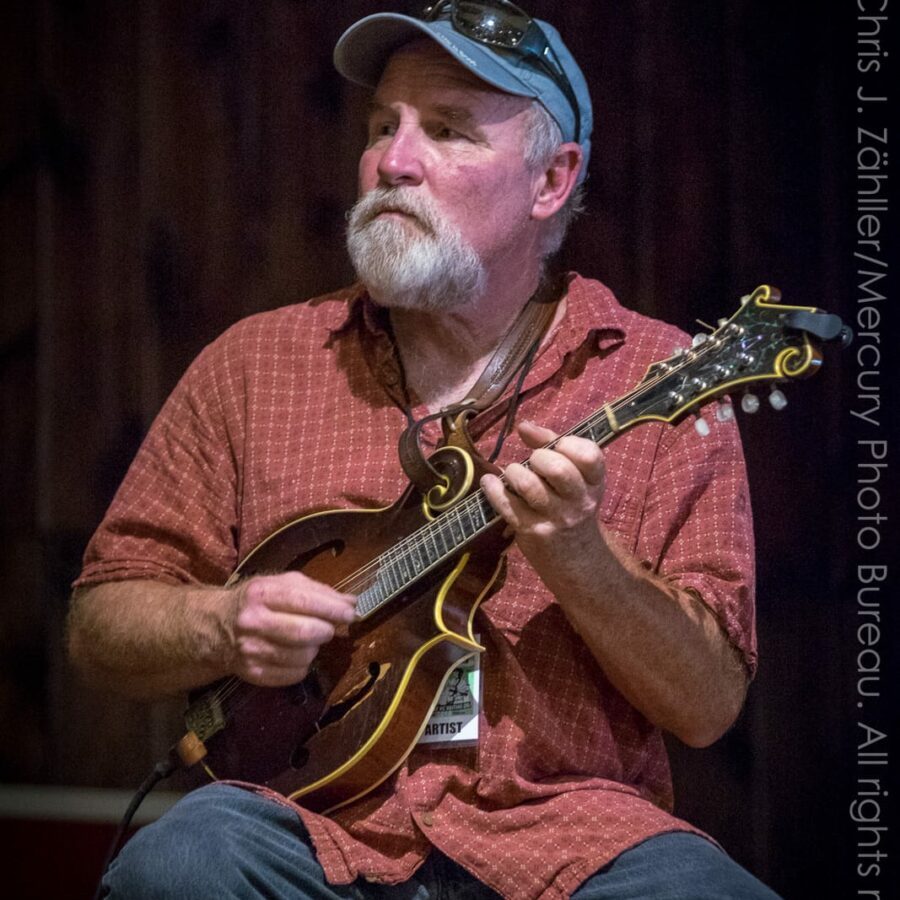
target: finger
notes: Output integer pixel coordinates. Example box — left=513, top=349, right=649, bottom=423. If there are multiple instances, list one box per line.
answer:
left=527, top=443, right=604, bottom=501
left=481, top=473, right=527, bottom=530
left=517, top=419, right=559, bottom=449
left=265, top=570, right=357, bottom=606
left=526, top=448, right=585, bottom=501
left=552, top=436, right=605, bottom=487
left=518, top=423, right=604, bottom=489
left=280, top=570, right=358, bottom=608
left=242, top=575, right=357, bottom=623
left=236, top=609, right=338, bottom=649
left=502, top=461, right=556, bottom=513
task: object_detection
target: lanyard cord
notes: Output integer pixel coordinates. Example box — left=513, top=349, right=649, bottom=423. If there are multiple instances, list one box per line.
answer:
left=487, top=332, right=541, bottom=462
left=394, top=276, right=564, bottom=491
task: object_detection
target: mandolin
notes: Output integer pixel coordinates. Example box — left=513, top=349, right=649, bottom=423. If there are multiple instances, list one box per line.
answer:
left=175, top=285, right=848, bottom=814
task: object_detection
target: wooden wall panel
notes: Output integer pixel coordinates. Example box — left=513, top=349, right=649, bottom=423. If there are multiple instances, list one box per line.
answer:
left=1, top=1, right=45, bottom=784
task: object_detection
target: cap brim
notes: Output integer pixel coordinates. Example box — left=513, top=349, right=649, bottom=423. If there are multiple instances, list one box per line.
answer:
left=334, top=14, right=537, bottom=99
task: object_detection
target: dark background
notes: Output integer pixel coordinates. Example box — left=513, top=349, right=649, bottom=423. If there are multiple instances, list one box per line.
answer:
left=1, top=1, right=897, bottom=898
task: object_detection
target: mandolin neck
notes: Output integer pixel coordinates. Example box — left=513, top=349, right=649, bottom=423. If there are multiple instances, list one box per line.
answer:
left=355, top=286, right=828, bottom=619
left=353, top=404, right=626, bottom=619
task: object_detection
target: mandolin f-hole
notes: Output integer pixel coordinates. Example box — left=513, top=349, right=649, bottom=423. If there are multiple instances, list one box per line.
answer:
left=290, top=744, right=310, bottom=770
left=314, top=661, right=389, bottom=733
left=286, top=538, right=344, bottom=573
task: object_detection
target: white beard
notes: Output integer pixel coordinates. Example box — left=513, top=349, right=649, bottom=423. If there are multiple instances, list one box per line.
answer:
left=346, top=187, right=486, bottom=312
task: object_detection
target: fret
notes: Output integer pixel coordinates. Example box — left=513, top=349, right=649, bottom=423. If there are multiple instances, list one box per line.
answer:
left=398, top=537, right=422, bottom=578
left=454, top=509, right=468, bottom=542
left=421, top=531, right=440, bottom=569
left=436, top=522, right=451, bottom=555
left=383, top=548, right=402, bottom=594
left=382, top=553, right=395, bottom=587
left=571, top=412, right=608, bottom=445
left=358, top=404, right=638, bottom=620
left=468, top=496, right=489, bottom=529
left=410, top=541, right=428, bottom=576
left=426, top=526, right=442, bottom=562
left=441, top=513, right=457, bottom=545
left=363, top=562, right=390, bottom=608
left=397, top=547, right=413, bottom=583
left=435, top=518, right=455, bottom=555
left=359, top=401, right=638, bottom=620
left=357, top=585, right=376, bottom=616
left=358, top=554, right=395, bottom=615
left=362, top=582, right=378, bottom=614
left=367, top=572, right=387, bottom=610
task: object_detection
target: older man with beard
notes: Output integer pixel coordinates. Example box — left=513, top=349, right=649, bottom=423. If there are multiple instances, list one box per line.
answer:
left=69, top=3, right=780, bottom=899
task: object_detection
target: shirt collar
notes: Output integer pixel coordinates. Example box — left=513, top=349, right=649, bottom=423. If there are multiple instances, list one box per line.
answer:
left=330, top=274, right=629, bottom=408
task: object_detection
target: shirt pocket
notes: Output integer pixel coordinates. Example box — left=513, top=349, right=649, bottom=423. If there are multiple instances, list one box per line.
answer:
left=599, top=487, right=644, bottom=556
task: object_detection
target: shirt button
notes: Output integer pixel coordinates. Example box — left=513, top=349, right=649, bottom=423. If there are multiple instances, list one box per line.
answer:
left=421, top=811, right=434, bottom=827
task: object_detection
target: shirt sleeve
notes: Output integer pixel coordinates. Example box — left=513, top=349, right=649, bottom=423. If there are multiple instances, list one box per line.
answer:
left=74, top=335, right=243, bottom=589
left=635, top=410, right=757, bottom=677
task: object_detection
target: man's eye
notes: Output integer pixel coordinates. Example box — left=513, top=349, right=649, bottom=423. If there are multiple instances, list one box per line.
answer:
left=369, top=122, right=396, bottom=140
left=432, top=125, right=463, bottom=140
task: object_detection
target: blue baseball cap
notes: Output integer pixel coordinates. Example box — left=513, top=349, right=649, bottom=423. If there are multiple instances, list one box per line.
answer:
left=333, top=11, right=593, bottom=184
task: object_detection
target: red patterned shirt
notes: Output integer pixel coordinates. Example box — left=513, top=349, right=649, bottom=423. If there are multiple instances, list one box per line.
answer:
left=77, top=275, right=756, bottom=899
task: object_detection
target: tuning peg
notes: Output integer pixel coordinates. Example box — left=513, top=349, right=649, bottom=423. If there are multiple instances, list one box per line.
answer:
left=694, top=416, right=711, bottom=437
left=692, top=332, right=709, bottom=347
left=741, top=393, right=760, bottom=414
left=715, top=402, right=735, bottom=423
left=717, top=318, right=728, bottom=327
left=740, top=294, right=752, bottom=305
left=769, top=388, right=788, bottom=411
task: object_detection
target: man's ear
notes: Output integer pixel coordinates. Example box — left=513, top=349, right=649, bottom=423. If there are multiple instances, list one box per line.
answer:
left=531, top=143, right=583, bottom=221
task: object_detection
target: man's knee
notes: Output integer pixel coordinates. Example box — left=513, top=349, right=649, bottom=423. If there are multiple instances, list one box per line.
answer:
left=574, top=832, right=781, bottom=900
left=102, top=785, right=315, bottom=899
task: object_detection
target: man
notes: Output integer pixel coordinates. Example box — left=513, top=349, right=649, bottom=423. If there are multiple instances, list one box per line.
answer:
left=69, top=3, right=779, bottom=898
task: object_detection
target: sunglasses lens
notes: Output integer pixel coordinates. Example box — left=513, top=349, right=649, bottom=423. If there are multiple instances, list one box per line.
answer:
left=454, top=1, right=530, bottom=47
left=425, top=1, right=581, bottom=142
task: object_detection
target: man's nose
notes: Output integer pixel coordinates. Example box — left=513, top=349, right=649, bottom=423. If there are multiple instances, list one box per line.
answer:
left=376, top=126, right=426, bottom=187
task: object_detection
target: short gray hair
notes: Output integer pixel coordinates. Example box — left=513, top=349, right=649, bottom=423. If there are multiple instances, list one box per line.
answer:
left=523, top=101, right=586, bottom=258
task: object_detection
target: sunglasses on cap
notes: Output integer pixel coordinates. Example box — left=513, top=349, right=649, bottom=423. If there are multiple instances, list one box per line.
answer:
left=422, top=0, right=582, bottom=144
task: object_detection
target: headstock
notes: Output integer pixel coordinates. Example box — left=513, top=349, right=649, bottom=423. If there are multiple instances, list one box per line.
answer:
left=611, top=285, right=850, bottom=434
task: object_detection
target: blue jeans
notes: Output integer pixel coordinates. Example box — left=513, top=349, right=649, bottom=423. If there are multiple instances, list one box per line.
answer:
left=102, top=784, right=781, bottom=899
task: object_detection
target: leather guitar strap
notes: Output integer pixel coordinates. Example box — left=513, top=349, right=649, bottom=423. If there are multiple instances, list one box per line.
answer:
left=398, top=275, right=563, bottom=492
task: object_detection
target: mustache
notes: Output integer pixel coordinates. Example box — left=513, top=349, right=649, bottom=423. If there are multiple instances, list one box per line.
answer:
left=349, top=188, right=438, bottom=235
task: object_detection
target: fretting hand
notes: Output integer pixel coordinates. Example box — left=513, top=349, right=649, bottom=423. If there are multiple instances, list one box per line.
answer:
left=480, top=420, right=608, bottom=595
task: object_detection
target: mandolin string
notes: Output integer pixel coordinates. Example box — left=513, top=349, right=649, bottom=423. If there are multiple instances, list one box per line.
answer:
left=202, top=397, right=641, bottom=709
left=328, top=334, right=733, bottom=605
left=196, top=333, right=745, bottom=715
left=337, top=335, right=735, bottom=601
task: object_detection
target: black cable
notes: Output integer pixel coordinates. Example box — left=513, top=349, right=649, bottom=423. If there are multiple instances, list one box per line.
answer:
left=488, top=334, right=541, bottom=463
left=91, top=755, right=178, bottom=900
